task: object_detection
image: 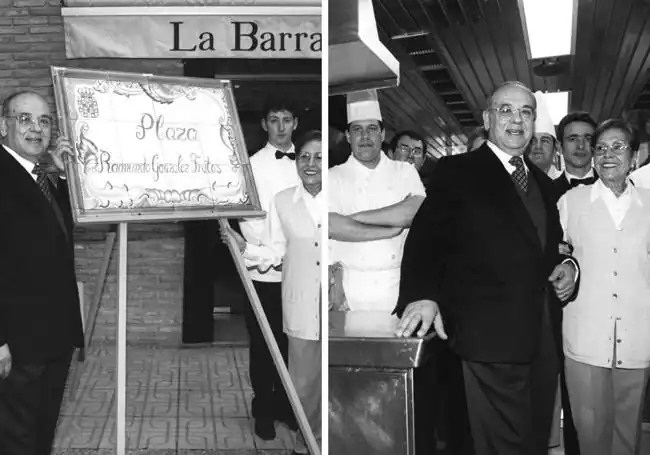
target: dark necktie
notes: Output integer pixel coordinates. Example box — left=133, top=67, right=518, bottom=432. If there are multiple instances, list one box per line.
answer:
left=275, top=150, right=296, bottom=160
left=32, top=163, right=67, bottom=237
left=509, top=156, right=528, bottom=192
left=32, top=163, right=55, bottom=204
left=569, top=176, right=595, bottom=188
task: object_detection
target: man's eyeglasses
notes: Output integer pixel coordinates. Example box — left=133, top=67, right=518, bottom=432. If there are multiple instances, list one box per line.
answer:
left=5, top=113, right=52, bottom=129
left=397, top=144, right=424, bottom=157
left=489, top=104, right=535, bottom=122
left=593, top=141, right=630, bottom=156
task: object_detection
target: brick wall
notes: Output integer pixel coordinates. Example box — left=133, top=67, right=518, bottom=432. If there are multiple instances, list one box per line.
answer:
left=1, top=0, right=188, bottom=346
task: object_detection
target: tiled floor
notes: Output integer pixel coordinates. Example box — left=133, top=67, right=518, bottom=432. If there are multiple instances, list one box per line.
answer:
left=53, top=344, right=295, bottom=455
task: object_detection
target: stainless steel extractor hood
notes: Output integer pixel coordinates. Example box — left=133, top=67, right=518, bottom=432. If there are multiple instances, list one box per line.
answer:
left=329, top=0, right=400, bottom=95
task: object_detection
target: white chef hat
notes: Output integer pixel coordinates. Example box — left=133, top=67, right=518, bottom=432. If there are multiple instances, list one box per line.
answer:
left=533, top=91, right=556, bottom=139
left=347, top=89, right=382, bottom=123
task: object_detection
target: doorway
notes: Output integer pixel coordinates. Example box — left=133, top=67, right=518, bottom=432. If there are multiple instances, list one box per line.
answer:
left=181, top=58, right=321, bottom=345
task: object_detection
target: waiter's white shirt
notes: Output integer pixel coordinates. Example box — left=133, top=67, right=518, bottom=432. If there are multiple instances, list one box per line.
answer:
left=329, top=152, right=425, bottom=312
left=239, top=142, right=300, bottom=283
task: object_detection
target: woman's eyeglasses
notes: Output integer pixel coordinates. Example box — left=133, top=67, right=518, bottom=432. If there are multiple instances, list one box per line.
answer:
left=593, top=141, right=630, bottom=156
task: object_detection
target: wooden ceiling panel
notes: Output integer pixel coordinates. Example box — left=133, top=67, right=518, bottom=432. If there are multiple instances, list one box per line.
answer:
left=609, top=20, right=650, bottom=117
left=571, top=0, right=650, bottom=120
left=346, top=0, right=650, bottom=154
left=600, top=14, right=650, bottom=116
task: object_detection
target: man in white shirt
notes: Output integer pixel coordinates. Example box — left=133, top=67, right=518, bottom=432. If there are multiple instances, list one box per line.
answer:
left=328, top=89, right=426, bottom=313
left=553, top=112, right=598, bottom=196
left=239, top=97, right=301, bottom=440
left=527, top=91, right=562, bottom=180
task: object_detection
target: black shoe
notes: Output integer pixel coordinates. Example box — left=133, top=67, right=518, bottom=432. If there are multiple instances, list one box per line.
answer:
left=254, top=419, right=276, bottom=440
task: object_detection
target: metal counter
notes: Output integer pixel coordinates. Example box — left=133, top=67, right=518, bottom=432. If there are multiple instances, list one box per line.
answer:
left=329, top=311, right=435, bottom=455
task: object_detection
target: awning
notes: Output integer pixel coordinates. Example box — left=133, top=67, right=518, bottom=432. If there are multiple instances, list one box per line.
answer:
left=61, top=0, right=321, bottom=59
left=329, top=0, right=399, bottom=95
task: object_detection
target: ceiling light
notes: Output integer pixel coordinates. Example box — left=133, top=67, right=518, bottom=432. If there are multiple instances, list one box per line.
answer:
left=519, top=0, right=577, bottom=59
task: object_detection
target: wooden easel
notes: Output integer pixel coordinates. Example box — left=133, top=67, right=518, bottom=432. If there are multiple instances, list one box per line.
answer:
left=218, top=218, right=320, bottom=455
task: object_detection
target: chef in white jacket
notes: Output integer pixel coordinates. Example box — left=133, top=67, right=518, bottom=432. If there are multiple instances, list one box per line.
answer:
left=328, top=90, right=426, bottom=312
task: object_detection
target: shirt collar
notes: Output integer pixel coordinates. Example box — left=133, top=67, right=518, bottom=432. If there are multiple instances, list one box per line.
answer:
left=262, top=141, right=295, bottom=157
left=293, top=183, right=322, bottom=203
left=590, top=178, right=642, bottom=206
left=345, top=150, right=387, bottom=174
left=486, top=140, right=528, bottom=173
left=2, top=144, right=35, bottom=176
left=565, top=168, right=595, bottom=181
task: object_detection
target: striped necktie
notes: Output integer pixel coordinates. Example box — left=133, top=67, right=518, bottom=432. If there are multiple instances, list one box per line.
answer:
left=32, top=162, right=55, bottom=204
left=509, top=156, right=528, bottom=192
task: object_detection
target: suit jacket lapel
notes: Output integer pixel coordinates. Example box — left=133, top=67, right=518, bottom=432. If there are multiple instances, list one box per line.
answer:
left=473, top=145, right=542, bottom=250
left=527, top=156, right=559, bottom=255
left=0, top=146, right=70, bottom=242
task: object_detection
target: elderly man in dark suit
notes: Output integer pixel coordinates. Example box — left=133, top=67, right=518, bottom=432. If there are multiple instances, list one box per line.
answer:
left=0, top=90, right=84, bottom=455
left=394, top=81, right=578, bottom=455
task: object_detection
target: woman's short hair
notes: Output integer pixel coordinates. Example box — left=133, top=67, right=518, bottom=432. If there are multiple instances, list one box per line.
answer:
left=592, top=119, right=640, bottom=152
left=295, top=129, right=322, bottom=157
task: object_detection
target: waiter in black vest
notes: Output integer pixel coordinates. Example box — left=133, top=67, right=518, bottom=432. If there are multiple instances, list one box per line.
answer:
left=394, top=81, right=579, bottom=455
left=553, top=112, right=598, bottom=196
left=0, top=90, right=83, bottom=455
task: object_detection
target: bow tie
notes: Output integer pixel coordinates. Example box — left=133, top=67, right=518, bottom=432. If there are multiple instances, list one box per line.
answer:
left=275, top=150, right=295, bottom=160
left=569, top=176, right=595, bottom=188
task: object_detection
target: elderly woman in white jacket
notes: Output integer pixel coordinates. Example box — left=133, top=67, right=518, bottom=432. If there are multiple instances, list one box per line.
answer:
left=222, top=130, right=323, bottom=455
left=558, top=119, right=650, bottom=455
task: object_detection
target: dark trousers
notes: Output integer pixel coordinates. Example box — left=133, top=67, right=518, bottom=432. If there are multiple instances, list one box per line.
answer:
left=560, top=367, right=581, bottom=455
left=0, top=350, right=72, bottom=455
left=244, top=281, right=292, bottom=422
left=415, top=339, right=474, bottom=455
left=462, top=316, right=560, bottom=455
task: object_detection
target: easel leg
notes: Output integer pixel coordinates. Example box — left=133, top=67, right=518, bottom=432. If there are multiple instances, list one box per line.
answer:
left=217, top=219, right=320, bottom=455
left=116, top=223, right=128, bottom=455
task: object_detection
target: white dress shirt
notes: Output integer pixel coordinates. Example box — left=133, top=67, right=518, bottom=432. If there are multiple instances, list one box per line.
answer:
left=486, top=141, right=529, bottom=175
left=547, top=165, right=562, bottom=180
left=239, top=142, right=301, bottom=282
